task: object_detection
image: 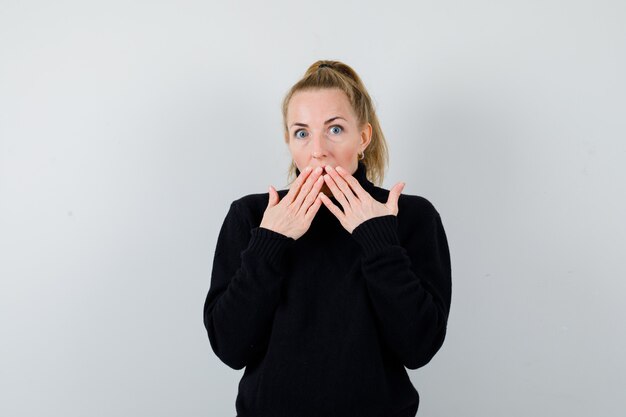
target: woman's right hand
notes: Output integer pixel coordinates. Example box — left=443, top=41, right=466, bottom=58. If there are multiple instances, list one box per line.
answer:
left=260, top=166, right=325, bottom=240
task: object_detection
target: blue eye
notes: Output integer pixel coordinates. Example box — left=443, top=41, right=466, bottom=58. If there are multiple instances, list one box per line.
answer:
left=295, top=130, right=308, bottom=139
left=329, top=125, right=343, bottom=135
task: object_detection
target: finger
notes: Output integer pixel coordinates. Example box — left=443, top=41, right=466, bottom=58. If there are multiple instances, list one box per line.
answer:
left=267, top=185, right=279, bottom=208
left=386, top=182, right=405, bottom=214
left=318, top=192, right=345, bottom=221
left=323, top=173, right=351, bottom=210
left=325, top=165, right=358, bottom=205
left=293, top=167, right=323, bottom=209
left=335, top=165, right=370, bottom=200
left=284, top=166, right=313, bottom=203
left=304, top=192, right=324, bottom=221
left=297, top=174, right=325, bottom=216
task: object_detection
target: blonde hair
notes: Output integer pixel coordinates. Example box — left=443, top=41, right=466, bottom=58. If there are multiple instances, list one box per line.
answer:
left=282, top=60, right=389, bottom=186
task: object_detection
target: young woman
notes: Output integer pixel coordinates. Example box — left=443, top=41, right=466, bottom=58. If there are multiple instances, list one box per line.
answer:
left=203, top=60, right=452, bottom=417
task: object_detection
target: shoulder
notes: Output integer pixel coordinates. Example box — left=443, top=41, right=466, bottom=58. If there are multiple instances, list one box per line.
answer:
left=397, top=193, right=442, bottom=239
left=369, top=184, right=440, bottom=219
left=231, top=187, right=291, bottom=208
left=231, top=192, right=268, bottom=209
left=398, top=193, right=440, bottom=220
left=369, top=185, right=443, bottom=243
left=226, top=191, right=279, bottom=229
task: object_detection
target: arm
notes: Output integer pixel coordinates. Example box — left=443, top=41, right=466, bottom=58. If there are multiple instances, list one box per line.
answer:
left=203, top=201, right=294, bottom=370
left=351, top=209, right=452, bottom=370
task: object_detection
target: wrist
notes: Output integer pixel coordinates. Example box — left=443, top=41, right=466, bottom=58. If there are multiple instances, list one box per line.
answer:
left=246, top=227, right=295, bottom=265
left=352, top=215, right=400, bottom=257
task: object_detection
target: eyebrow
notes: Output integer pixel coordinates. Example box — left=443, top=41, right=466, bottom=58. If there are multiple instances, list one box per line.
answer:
left=290, top=116, right=347, bottom=129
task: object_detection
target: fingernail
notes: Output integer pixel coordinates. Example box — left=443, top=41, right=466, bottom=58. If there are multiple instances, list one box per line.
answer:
left=306, top=166, right=312, bottom=172
left=315, top=166, right=323, bottom=173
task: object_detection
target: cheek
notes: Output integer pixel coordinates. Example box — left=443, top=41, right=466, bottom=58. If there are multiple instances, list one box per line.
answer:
left=338, top=140, right=360, bottom=157
left=288, top=143, right=305, bottom=162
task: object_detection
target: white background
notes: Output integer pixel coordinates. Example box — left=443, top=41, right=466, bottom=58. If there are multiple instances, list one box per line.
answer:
left=1, top=1, right=625, bottom=416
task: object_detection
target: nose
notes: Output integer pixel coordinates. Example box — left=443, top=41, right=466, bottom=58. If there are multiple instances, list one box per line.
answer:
left=311, top=131, right=328, bottom=159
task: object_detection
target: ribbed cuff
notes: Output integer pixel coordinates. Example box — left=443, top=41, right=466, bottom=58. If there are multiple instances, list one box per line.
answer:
left=247, top=227, right=294, bottom=266
left=352, top=215, right=400, bottom=257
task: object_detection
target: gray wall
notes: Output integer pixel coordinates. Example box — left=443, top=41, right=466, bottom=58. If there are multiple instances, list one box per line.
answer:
left=1, top=1, right=624, bottom=416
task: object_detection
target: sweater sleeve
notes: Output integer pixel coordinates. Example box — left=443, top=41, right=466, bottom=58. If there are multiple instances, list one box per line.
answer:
left=203, top=201, right=295, bottom=370
left=351, top=210, right=452, bottom=370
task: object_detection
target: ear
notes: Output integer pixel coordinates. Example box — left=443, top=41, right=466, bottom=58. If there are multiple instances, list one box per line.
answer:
left=360, top=122, right=372, bottom=150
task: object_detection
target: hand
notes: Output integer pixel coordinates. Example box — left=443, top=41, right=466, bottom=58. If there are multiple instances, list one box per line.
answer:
left=260, top=166, right=325, bottom=240
left=319, top=165, right=405, bottom=233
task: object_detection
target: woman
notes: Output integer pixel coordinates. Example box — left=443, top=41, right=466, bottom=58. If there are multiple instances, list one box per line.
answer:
left=203, top=60, right=452, bottom=417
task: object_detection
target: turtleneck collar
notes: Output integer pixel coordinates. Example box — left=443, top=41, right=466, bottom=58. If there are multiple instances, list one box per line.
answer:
left=295, top=162, right=375, bottom=193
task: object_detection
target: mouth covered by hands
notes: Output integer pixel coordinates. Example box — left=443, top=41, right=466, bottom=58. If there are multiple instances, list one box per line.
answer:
left=260, top=165, right=405, bottom=239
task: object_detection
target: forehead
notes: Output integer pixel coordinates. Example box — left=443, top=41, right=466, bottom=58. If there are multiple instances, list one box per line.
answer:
left=287, top=88, right=355, bottom=122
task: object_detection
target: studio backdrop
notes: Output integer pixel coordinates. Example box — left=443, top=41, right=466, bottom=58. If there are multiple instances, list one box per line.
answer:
left=1, top=1, right=624, bottom=416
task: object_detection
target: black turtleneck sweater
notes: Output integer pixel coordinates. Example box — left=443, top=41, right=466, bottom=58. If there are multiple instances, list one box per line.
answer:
left=203, top=162, right=451, bottom=417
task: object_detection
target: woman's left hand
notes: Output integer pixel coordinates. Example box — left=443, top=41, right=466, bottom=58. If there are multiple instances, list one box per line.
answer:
left=319, top=165, right=405, bottom=233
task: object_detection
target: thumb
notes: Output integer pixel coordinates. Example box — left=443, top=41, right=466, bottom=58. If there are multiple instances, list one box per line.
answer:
left=386, top=182, right=405, bottom=213
left=267, top=185, right=279, bottom=207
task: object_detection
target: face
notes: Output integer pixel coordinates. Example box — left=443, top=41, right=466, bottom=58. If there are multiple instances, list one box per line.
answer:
left=285, top=88, right=372, bottom=176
